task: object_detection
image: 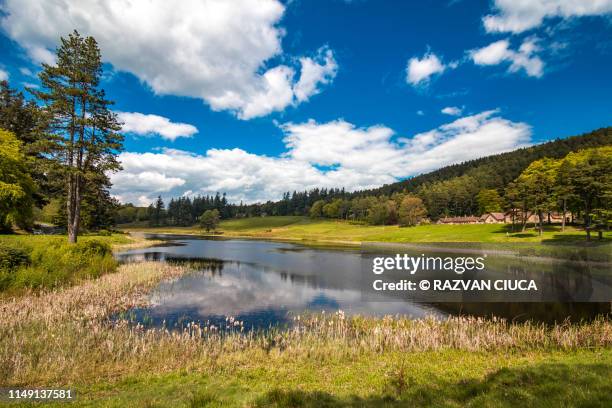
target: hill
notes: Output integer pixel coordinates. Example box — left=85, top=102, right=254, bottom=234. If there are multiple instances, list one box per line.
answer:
left=358, top=127, right=611, bottom=197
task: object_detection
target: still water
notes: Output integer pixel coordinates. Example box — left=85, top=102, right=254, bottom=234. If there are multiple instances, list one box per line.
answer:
left=116, top=234, right=610, bottom=330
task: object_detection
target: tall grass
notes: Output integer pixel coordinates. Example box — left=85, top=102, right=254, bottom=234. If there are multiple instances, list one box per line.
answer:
left=0, top=237, right=117, bottom=291
left=1, top=261, right=610, bottom=387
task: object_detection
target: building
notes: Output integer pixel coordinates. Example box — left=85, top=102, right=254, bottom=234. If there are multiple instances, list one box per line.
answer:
left=437, top=216, right=481, bottom=224
left=504, top=209, right=539, bottom=224
left=479, top=212, right=506, bottom=224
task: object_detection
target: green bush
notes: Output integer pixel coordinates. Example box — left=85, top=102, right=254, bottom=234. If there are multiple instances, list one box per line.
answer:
left=0, top=242, right=31, bottom=269
left=0, top=238, right=117, bottom=291
left=0, top=243, right=32, bottom=290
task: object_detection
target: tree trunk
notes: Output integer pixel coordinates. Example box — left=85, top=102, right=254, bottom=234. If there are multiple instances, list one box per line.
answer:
left=67, top=94, right=77, bottom=243
left=521, top=208, right=528, bottom=232
left=561, top=199, right=566, bottom=232
left=538, top=211, right=543, bottom=237
left=584, top=204, right=590, bottom=241
left=67, top=172, right=75, bottom=243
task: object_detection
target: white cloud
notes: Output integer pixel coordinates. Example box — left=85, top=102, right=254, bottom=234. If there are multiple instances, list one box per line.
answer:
left=117, top=112, right=198, bottom=141
left=470, top=40, right=511, bottom=65
left=111, top=111, right=532, bottom=205
left=406, top=52, right=447, bottom=86
left=19, top=67, right=34, bottom=77
left=483, top=0, right=612, bottom=34
left=416, top=110, right=425, bottom=116
left=293, top=47, right=338, bottom=103
left=0, top=0, right=337, bottom=119
left=0, top=69, right=8, bottom=81
left=441, top=106, right=463, bottom=116
left=470, top=38, right=544, bottom=77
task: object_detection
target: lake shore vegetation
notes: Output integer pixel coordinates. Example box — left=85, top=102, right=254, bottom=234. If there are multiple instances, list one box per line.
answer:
left=1, top=261, right=610, bottom=407
left=0, top=233, right=159, bottom=292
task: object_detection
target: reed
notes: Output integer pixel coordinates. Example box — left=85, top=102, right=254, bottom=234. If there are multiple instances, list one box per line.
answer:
left=1, top=262, right=610, bottom=387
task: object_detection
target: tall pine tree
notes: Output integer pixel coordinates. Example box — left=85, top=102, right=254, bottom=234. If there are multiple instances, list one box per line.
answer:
left=34, top=31, right=123, bottom=242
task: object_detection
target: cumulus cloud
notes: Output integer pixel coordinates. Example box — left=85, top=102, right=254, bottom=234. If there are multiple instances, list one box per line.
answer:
left=293, top=47, right=338, bottom=103
left=441, top=106, right=463, bottom=116
left=118, top=112, right=198, bottom=141
left=0, top=0, right=337, bottom=119
left=111, top=111, right=532, bottom=205
left=470, top=38, right=544, bottom=77
left=406, top=52, right=447, bottom=86
left=483, top=0, right=612, bottom=34
left=0, top=69, right=8, bottom=81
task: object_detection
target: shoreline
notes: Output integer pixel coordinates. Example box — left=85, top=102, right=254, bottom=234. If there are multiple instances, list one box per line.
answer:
left=120, top=230, right=612, bottom=267
left=2, top=247, right=611, bottom=406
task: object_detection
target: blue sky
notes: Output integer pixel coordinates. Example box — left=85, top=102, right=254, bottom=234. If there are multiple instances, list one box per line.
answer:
left=0, top=0, right=611, bottom=205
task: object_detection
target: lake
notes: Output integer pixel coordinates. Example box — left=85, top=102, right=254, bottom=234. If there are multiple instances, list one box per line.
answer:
left=116, top=234, right=611, bottom=330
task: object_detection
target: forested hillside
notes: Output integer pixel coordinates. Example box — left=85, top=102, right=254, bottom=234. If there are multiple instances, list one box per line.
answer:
left=116, top=127, right=611, bottom=233
left=362, top=127, right=611, bottom=197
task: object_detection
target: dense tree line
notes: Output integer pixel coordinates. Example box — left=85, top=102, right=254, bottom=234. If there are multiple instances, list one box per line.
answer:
left=117, top=128, right=611, bottom=236
left=366, top=127, right=611, bottom=196
left=115, top=188, right=354, bottom=226
left=506, top=146, right=611, bottom=238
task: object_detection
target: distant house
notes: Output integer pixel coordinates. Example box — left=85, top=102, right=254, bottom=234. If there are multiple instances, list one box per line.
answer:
left=480, top=212, right=506, bottom=224
left=504, top=209, right=539, bottom=224
left=548, top=212, right=566, bottom=224
left=503, top=210, right=570, bottom=225
left=437, top=216, right=481, bottom=224
left=436, top=211, right=569, bottom=226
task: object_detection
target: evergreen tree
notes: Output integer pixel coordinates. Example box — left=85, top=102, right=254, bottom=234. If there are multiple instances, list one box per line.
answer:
left=0, top=80, right=39, bottom=145
left=33, top=31, right=123, bottom=243
left=150, top=196, right=165, bottom=226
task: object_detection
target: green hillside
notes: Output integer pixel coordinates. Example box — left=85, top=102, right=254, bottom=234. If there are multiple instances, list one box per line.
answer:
left=363, top=127, right=611, bottom=196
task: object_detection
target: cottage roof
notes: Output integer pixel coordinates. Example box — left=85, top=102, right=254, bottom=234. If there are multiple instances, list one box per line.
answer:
left=480, top=212, right=505, bottom=221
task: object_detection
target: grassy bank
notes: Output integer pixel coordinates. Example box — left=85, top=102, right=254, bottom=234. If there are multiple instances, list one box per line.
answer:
left=1, top=261, right=610, bottom=407
left=121, top=216, right=612, bottom=245
left=0, top=233, right=153, bottom=292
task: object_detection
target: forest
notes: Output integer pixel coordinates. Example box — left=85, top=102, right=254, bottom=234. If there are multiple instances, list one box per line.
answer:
left=115, top=128, right=611, bottom=237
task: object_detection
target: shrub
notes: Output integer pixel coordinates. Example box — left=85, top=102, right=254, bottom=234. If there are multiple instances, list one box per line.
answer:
left=0, top=242, right=31, bottom=270
left=0, top=242, right=31, bottom=290
left=1, top=238, right=116, bottom=291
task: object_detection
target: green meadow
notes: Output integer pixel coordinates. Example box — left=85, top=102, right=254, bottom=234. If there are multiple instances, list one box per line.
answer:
left=122, top=215, right=612, bottom=244
left=36, top=350, right=612, bottom=407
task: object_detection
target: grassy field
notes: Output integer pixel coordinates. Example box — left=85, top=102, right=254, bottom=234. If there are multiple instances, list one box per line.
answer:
left=1, top=261, right=610, bottom=407
left=59, top=350, right=612, bottom=407
left=121, top=216, right=612, bottom=245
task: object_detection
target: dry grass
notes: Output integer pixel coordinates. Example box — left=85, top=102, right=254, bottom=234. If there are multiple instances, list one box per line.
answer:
left=1, top=262, right=610, bottom=388
left=111, top=233, right=164, bottom=251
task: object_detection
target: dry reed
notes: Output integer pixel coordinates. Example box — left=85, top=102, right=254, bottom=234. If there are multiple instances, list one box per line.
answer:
left=0, top=262, right=610, bottom=387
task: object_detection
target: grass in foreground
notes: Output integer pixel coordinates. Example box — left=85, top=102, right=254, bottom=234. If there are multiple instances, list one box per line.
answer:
left=1, top=262, right=610, bottom=407
left=121, top=216, right=612, bottom=245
